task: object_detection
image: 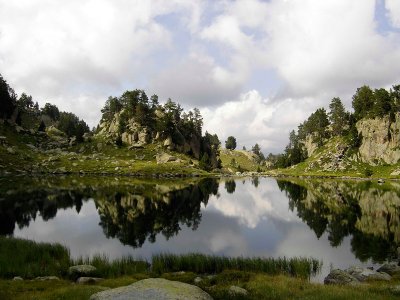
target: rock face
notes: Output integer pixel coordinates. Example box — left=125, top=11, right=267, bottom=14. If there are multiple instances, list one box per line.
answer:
left=97, top=111, right=203, bottom=161
left=324, top=269, right=360, bottom=285
left=303, top=134, right=319, bottom=157
left=89, top=278, right=213, bottom=300
left=357, top=114, right=400, bottom=164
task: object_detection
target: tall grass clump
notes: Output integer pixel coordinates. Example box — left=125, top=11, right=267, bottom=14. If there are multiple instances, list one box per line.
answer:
left=152, top=253, right=322, bottom=279
left=72, top=254, right=149, bottom=278
left=0, top=236, right=70, bottom=279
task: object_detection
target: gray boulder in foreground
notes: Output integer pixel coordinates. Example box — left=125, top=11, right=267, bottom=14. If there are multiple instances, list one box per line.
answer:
left=345, top=266, right=391, bottom=281
left=324, top=269, right=360, bottom=285
left=90, top=278, right=213, bottom=300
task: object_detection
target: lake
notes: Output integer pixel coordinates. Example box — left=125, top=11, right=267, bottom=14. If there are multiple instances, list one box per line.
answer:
left=1, top=175, right=399, bottom=282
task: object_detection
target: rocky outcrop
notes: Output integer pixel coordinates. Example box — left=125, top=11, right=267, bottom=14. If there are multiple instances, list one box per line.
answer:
left=357, top=114, right=400, bottom=164
left=303, top=134, right=319, bottom=157
left=97, top=111, right=205, bottom=162
left=89, top=278, right=213, bottom=300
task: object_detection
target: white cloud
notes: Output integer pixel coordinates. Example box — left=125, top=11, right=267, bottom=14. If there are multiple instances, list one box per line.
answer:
left=264, top=0, right=400, bottom=97
left=386, top=0, right=400, bottom=28
left=149, top=52, right=243, bottom=106
left=206, top=178, right=301, bottom=228
left=1, top=0, right=400, bottom=149
left=202, top=90, right=315, bottom=152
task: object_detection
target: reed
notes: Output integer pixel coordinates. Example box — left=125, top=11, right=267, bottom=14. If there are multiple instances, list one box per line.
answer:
left=0, top=236, right=70, bottom=279
left=71, top=254, right=149, bottom=278
left=151, top=253, right=322, bottom=278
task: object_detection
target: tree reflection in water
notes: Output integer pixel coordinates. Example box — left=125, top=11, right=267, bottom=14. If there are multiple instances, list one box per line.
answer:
left=0, top=177, right=218, bottom=248
left=277, top=179, right=400, bottom=262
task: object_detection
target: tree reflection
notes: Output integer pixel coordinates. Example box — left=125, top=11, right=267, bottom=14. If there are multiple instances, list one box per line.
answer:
left=224, top=180, right=236, bottom=194
left=277, top=179, right=400, bottom=262
left=0, top=177, right=218, bottom=248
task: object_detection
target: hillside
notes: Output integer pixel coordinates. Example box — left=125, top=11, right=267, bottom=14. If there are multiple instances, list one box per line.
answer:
left=219, top=149, right=263, bottom=173
left=267, top=84, right=400, bottom=178
left=271, top=116, right=400, bottom=179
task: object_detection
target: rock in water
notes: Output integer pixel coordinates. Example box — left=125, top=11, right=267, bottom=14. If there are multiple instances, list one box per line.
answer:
left=324, top=269, right=360, bottom=285
left=89, top=278, right=213, bottom=300
left=345, top=266, right=391, bottom=281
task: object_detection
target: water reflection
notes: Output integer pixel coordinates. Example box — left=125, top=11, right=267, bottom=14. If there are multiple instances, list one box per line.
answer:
left=0, top=177, right=218, bottom=248
left=277, top=178, right=400, bottom=261
left=1, top=176, right=399, bottom=269
left=95, top=178, right=218, bottom=247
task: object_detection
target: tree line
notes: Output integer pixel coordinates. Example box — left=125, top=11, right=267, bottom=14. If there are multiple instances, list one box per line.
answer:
left=0, top=73, right=90, bottom=142
left=269, top=84, right=400, bottom=168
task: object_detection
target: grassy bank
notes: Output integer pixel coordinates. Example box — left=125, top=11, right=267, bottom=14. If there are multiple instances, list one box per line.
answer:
left=1, top=237, right=400, bottom=299
left=2, top=272, right=400, bottom=300
left=0, top=237, right=320, bottom=279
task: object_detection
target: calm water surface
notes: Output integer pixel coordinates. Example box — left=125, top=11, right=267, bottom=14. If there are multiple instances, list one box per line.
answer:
left=1, top=176, right=399, bottom=281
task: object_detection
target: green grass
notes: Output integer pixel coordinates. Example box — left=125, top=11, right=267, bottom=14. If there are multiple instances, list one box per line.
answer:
left=151, top=253, right=322, bottom=279
left=220, top=149, right=262, bottom=172
left=3, top=272, right=399, bottom=300
left=72, top=254, right=149, bottom=278
left=0, top=236, right=70, bottom=279
left=0, top=237, right=149, bottom=280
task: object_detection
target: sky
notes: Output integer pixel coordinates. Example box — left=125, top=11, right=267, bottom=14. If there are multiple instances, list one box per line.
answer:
left=1, top=0, right=400, bottom=153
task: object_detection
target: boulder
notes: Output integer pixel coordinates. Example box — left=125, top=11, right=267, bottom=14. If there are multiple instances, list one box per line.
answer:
left=35, top=276, right=60, bottom=281
left=194, top=277, right=202, bottom=283
left=324, top=269, right=360, bottom=285
left=68, top=265, right=97, bottom=279
left=89, top=278, right=212, bottom=300
left=77, top=277, right=104, bottom=284
left=377, top=262, right=400, bottom=276
left=229, top=285, right=248, bottom=297
left=156, top=153, right=177, bottom=164
left=13, top=276, right=23, bottom=281
left=345, top=266, right=391, bottom=282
